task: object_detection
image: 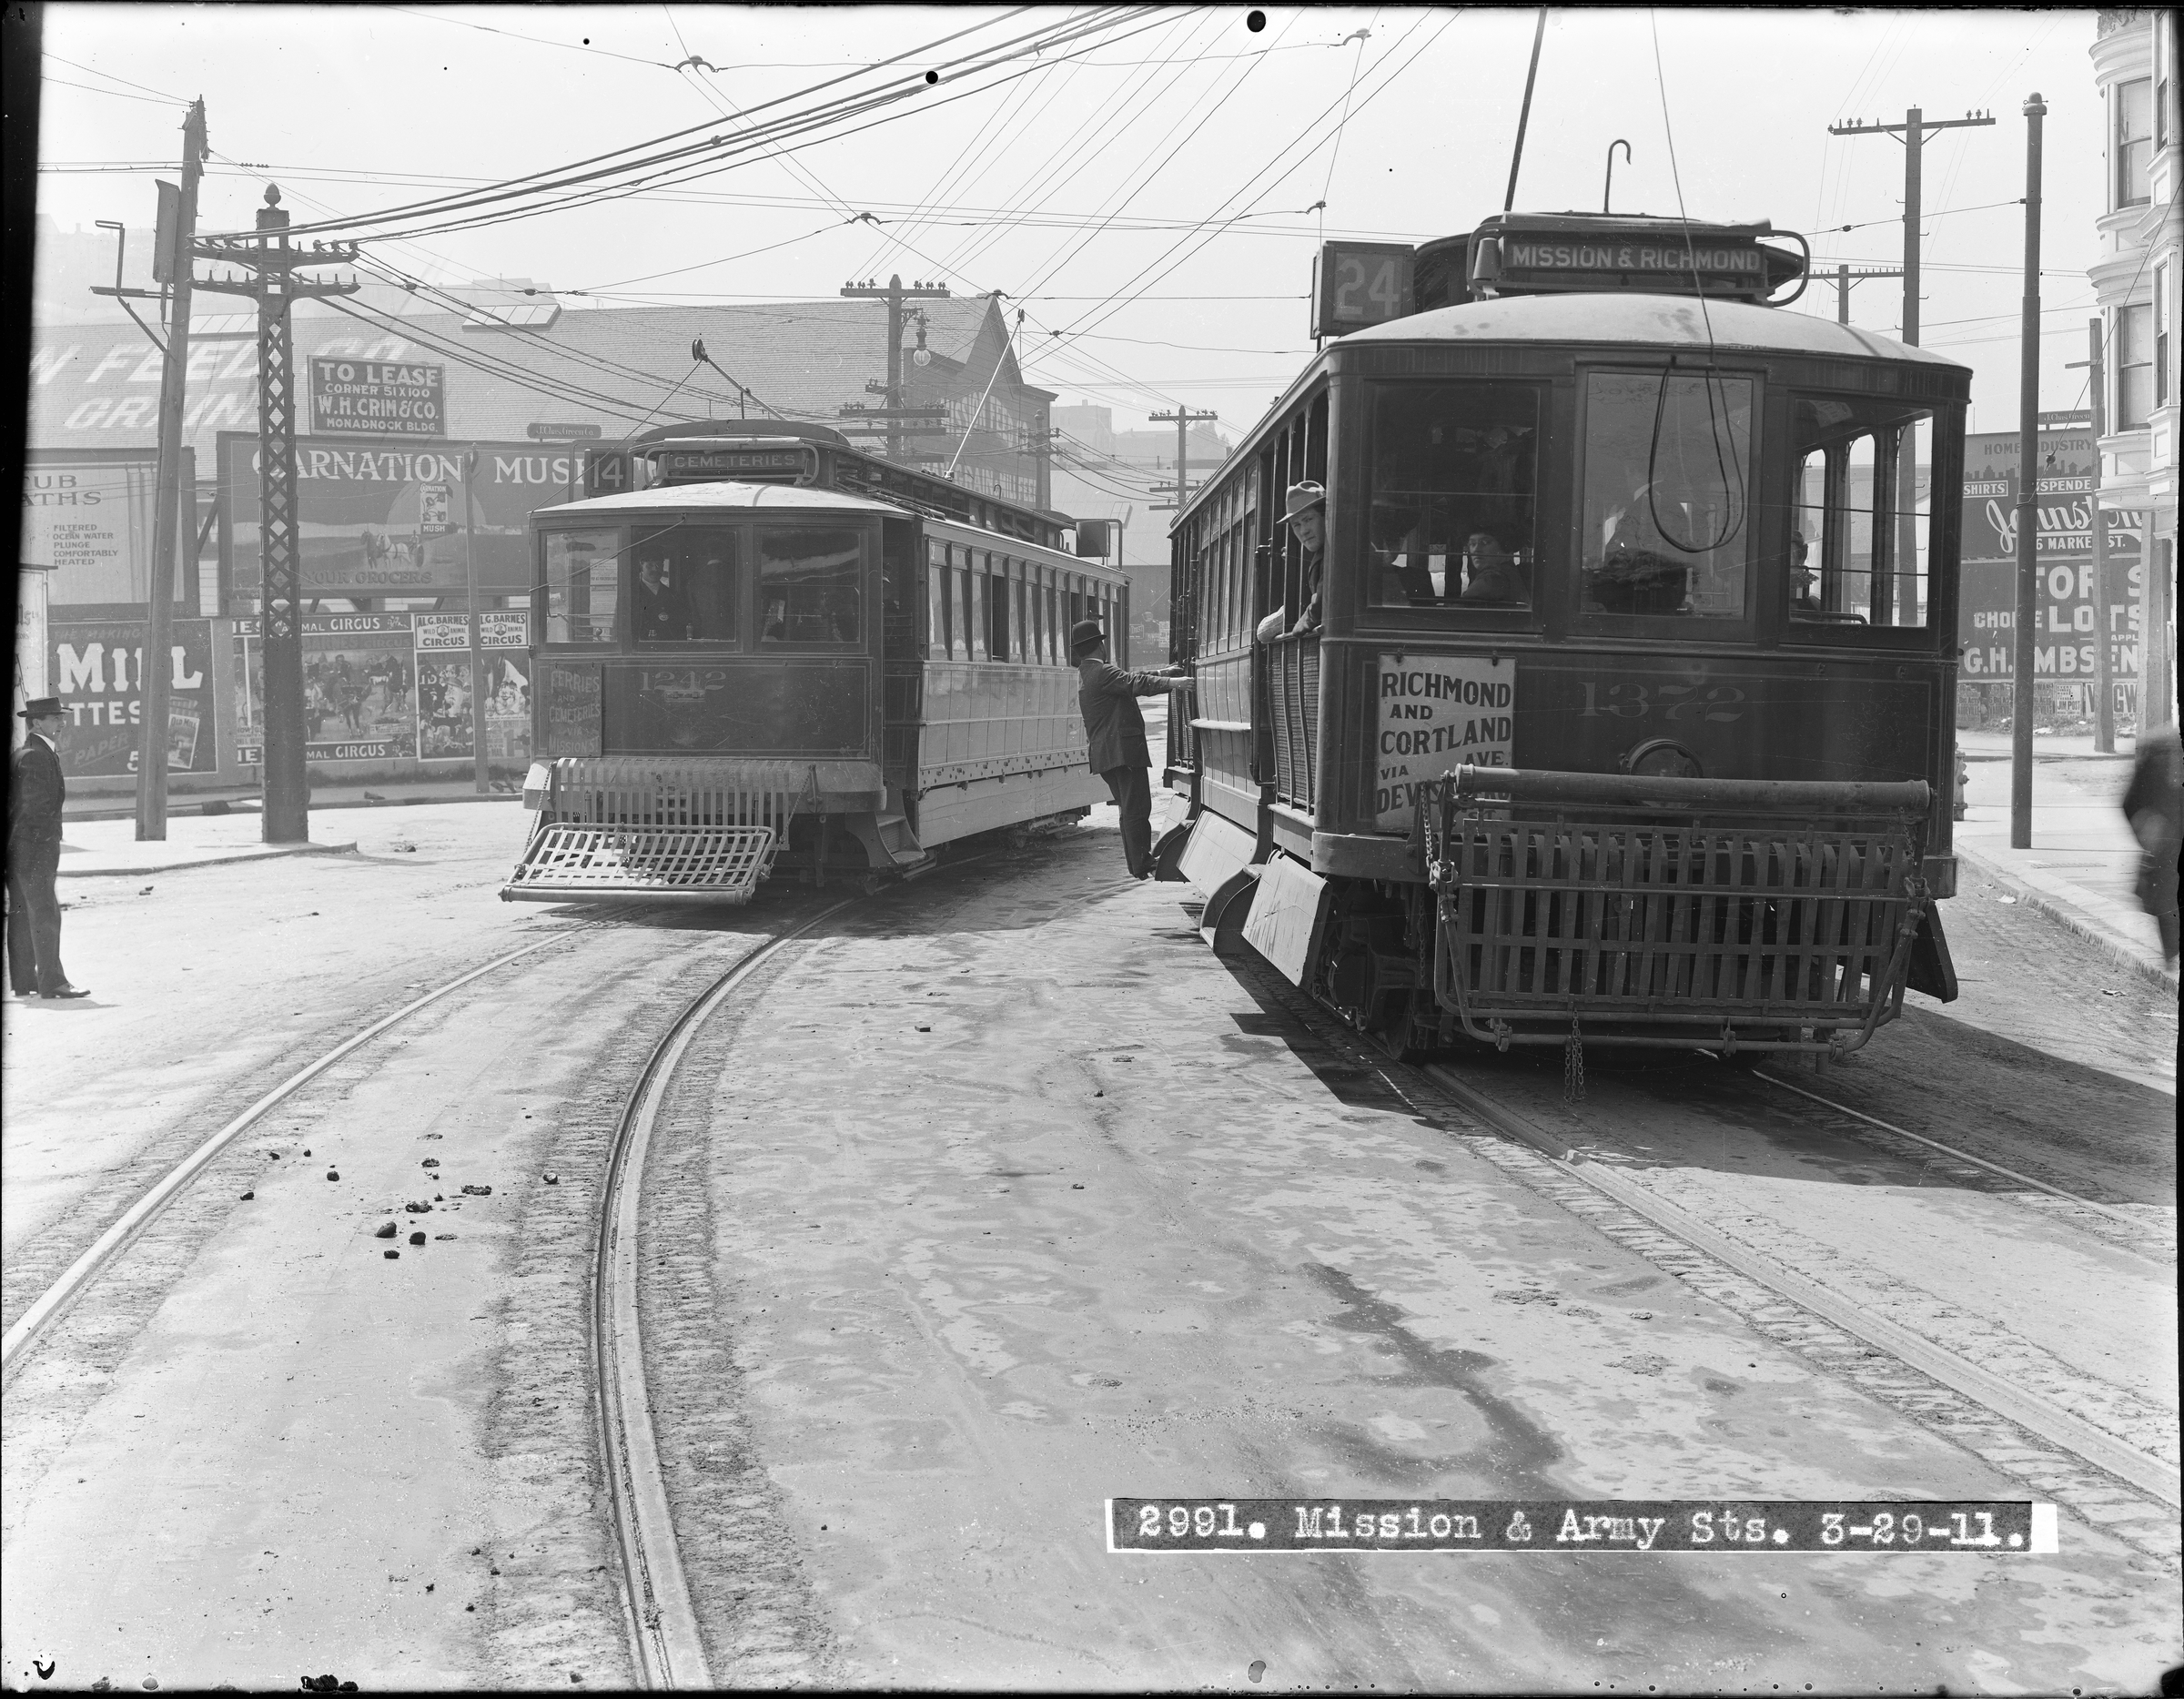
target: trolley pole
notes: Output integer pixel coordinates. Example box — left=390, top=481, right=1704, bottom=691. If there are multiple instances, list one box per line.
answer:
left=2066, top=319, right=2117, bottom=753
left=2009, top=94, right=2046, bottom=851
left=194, top=186, right=359, bottom=842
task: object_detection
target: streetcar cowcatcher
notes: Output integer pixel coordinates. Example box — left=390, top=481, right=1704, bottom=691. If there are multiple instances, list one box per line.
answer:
left=1422, top=766, right=1935, bottom=1055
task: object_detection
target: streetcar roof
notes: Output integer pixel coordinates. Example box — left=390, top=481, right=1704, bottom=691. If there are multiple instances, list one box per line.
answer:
left=1341, top=291, right=1967, bottom=368
left=534, top=480, right=904, bottom=520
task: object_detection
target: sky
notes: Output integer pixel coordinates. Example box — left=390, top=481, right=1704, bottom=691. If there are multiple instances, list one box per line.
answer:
left=34, top=5, right=2112, bottom=443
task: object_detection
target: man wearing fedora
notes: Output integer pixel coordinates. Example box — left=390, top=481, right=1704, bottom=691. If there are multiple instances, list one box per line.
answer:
left=9, top=698, right=86, bottom=999
left=1256, top=481, right=1326, bottom=643
left=1072, top=618, right=1192, bottom=880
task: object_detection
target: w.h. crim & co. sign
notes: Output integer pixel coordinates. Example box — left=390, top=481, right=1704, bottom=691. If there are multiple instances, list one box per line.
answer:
left=308, top=358, right=445, bottom=439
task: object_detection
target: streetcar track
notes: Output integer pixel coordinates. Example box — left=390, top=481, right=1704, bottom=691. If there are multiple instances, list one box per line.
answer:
left=0, top=918, right=610, bottom=1377
left=1201, top=948, right=2179, bottom=1559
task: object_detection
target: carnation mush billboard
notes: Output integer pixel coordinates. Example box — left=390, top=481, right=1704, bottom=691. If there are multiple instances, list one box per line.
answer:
left=1957, top=428, right=2147, bottom=684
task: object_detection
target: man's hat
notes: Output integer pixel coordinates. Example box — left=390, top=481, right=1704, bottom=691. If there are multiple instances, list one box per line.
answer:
left=1276, top=481, right=1327, bottom=526
left=18, top=697, right=61, bottom=719
left=1068, top=618, right=1106, bottom=654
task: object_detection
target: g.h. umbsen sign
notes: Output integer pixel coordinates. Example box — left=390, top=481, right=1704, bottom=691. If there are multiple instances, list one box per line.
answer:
left=308, top=358, right=445, bottom=438
left=1957, top=429, right=2147, bottom=683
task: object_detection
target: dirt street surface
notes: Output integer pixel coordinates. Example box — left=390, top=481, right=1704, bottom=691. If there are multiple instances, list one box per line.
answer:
left=3, top=794, right=2178, bottom=1693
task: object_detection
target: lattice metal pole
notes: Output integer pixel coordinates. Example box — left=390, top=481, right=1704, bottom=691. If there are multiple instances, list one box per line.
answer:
left=255, top=192, right=308, bottom=841
left=195, top=185, right=357, bottom=844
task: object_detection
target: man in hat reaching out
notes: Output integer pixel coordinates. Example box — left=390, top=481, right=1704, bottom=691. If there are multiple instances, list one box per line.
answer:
left=8, top=698, right=86, bottom=998
left=1072, top=619, right=1192, bottom=879
left=1256, top=481, right=1327, bottom=643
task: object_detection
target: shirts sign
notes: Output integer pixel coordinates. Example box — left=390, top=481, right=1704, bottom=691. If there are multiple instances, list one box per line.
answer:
left=308, top=358, right=446, bottom=438
left=1373, top=653, right=1513, bottom=833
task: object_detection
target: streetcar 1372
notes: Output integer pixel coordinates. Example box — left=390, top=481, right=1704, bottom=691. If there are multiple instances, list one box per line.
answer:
left=1163, top=211, right=1966, bottom=1062
left=503, top=421, right=1133, bottom=905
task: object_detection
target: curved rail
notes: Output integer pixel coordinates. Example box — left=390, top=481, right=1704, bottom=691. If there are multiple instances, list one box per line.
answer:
left=590, top=898, right=860, bottom=1690
left=1, top=923, right=594, bottom=1374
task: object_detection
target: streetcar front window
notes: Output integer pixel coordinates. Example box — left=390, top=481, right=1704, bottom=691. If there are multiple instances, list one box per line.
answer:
left=633, top=526, right=740, bottom=645
left=1365, top=382, right=1540, bottom=611
left=543, top=528, right=620, bottom=644
left=759, top=527, right=863, bottom=645
left=1580, top=371, right=1754, bottom=621
left=1790, top=399, right=1932, bottom=631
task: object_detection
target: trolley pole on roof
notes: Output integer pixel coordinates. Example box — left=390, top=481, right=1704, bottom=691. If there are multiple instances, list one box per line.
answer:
left=2009, top=94, right=2047, bottom=851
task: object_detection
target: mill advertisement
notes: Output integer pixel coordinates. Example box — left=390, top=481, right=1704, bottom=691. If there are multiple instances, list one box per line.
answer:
left=217, top=432, right=581, bottom=601
left=1957, top=428, right=2147, bottom=684
left=46, top=618, right=220, bottom=777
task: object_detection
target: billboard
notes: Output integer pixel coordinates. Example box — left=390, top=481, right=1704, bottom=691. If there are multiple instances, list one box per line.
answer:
left=232, top=611, right=531, bottom=764
left=24, top=448, right=195, bottom=610
left=308, top=358, right=446, bottom=438
left=47, top=617, right=219, bottom=776
left=1957, top=429, right=2147, bottom=683
left=218, top=433, right=581, bottom=600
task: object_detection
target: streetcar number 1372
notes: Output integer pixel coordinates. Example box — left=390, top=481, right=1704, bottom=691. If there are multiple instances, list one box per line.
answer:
left=1580, top=683, right=1746, bottom=722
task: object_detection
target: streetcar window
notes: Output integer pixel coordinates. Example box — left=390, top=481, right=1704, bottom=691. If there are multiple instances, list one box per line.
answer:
left=1365, top=383, right=1540, bottom=612
left=1581, top=371, right=1754, bottom=620
left=632, top=526, right=738, bottom=646
left=1788, top=398, right=1932, bottom=631
left=988, top=565, right=1010, bottom=662
left=926, top=541, right=950, bottom=660
left=966, top=559, right=989, bottom=662
left=758, top=527, right=862, bottom=645
left=543, top=529, right=620, bottom=645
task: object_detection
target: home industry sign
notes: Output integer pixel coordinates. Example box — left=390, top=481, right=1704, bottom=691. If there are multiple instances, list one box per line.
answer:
left=308, top=358, right=445, bottom=438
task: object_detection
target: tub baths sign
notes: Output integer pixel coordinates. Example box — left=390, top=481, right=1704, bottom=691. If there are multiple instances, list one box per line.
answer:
left=1374, top=653, right=1512, bottom=833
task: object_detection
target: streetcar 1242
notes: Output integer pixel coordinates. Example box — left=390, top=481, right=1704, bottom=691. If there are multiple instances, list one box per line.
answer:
left=1163, top=211, right=1965, bottom=1062
left=503, top=422, right=1135, bottom=904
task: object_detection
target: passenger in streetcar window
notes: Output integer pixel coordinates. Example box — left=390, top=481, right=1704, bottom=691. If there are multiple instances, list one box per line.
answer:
left=1458, top=532, right=1527, bottom=603
left=1254, top=481, right=1326, bottom=642
left=633, top=557, right=684, bottom=642
left=1370, top=505, right=1438, bottom=604
left=1788, top=536, right=1822, bottom=615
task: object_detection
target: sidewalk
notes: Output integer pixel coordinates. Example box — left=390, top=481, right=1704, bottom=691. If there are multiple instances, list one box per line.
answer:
left=55, top=811, right=375, bottom=877
left=1954, top=729, right=2175, bottom=987
left=62, top=774, right=525, bottom=824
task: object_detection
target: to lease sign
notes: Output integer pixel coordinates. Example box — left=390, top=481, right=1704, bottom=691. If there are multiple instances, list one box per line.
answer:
left=308, top=358, right=446, bottom=438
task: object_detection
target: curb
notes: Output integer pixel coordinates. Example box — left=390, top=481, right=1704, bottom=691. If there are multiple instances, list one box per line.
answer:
left=1955, top=843, right=2178, bottom=992
left=57, top=842, right=361, bottom=880
left=63, top=792, right=521, bottom=824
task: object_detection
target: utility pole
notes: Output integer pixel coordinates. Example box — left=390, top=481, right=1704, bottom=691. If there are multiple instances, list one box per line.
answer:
left=463, top=449, right=489, bottom=794
left=2065, top=319, right=2117, bottom=753
left=1148, top=409, right=1218, bottom=512
left=2010, top=95, right=2046, bottom=851
left=195, top=186, right=359, bottom=843
left=1827, top=105, right=1997, bottom=345
left=1827, top=263, right=1904, bottom=325
left=839, top=274, right=949, bottom=460
left=91, top=101, right=207, bottom=839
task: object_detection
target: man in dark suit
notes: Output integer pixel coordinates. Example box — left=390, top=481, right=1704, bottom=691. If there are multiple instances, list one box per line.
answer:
left=1072, top=619, right=1191, bottom=880
left=9, top=698, right=86, bottom=998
